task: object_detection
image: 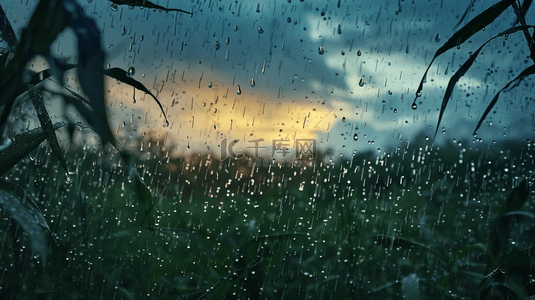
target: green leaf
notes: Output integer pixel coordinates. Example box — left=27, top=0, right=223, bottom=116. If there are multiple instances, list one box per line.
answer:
left=0, top=4, right=19, bottom=52
left=0, top=122, right=64, bottom=177
left=474, top=64, right=535, bottom=134
left=132, top=169, right=156, bottom=229
left=109, top=0, right=193, bottom=15
left=375, top=235, right=444, bottom=263
left=414, top=0, right=515, bottom=104
left=27, top=85, right=68, bottom=174
left=485, top=245, right=535, bottom=279
left=105, top=67, right=168, bottom=125
left=0, top=180, right=54, bottom=264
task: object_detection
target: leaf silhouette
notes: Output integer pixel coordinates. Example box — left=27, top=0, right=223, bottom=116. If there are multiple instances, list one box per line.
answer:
left=0, top=5, right=19, bottom=52
left=474, top=64, right=535, bottom=134
left=132, top=169, right=156, bottom=229
left=0, top=181, right=55, bottom=265
left=109, top=0, right=193, bottom=15
left=105, top=67, right=168, bottom=124
left=414, top=0, right=515, bottom=104
left=27, top=85, right=68, bottom=174
left=0, top=122, right=64, bottom=177
left=433, top=25, right=535, bottom=137
left=62, top=0, right=116, bottom=148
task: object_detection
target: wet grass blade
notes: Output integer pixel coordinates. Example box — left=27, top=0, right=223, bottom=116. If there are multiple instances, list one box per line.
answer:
left=484, top=245, right=535, bottom=279
left=132, top=169, right=156, bottom=229
left=105, top=67, right=168, bottom=125
left=0, top=122, right=64, bottom=177
left=453, top=0, right=478, bottom=30
left=62, top=0, right=116, bottom=148
left=27, top=85, right=68, bottom=174
left=0, top=5, right=19, bottom=52
left=414, top=0, right=515, bottom=102
left=109, top=0, right=193, bottom=15
left=432, top=26, right=535, bottom=137
left=0, top=50, right=8, bottom=79
left=474, top=64, right=535, bottom=134
left=0, top=181, right=54, bottom=265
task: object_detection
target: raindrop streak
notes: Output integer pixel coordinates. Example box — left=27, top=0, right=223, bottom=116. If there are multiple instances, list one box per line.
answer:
left=353, top=133, right=358, bottom=141
left=359, top=78, right=365, bottom=87
left=251, top=78, right=255, bottom=87
left=318, top=46, right=324, bottom=55
left=127, top=67, right=135, bottom=77
left=257, top=26, right=264, bottom=34
left=435, top=34, right=441, bottom=43
left=237, top=85, right=242, bottom=95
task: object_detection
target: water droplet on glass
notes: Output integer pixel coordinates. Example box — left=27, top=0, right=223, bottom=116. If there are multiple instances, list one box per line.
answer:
left=0, top=137, right=12, bottom=151
left=342, top=117, right=346, bottom=122
left=341, top=50, right=345, bottom=55
left=251, top=78, right=255, bottom=87
left=139, top=35, right=144, bottom=42
left=127, top=67, right=135, bottom=77
left=256, top=3, right=260, bottom=13
left=337, top=24, right=342, bottom=34
left=357, top=49, right=362, bottom=56
left=393, top=108, right=398, bottom=113
left=287, top=17, right=292, bottom=23
left=353, top=133, right=358, bottom=141
left=411, top=103, right=418, bottom=110
left=435, top=34, right=441, bottom=43
left=237, top=85, right=242, bottom=95
left=226, top=37, right=230, bottom=45
left=405, top=44, right=410, bottom=53
left=358, top=78, right=365, bottom=87
left=121, top=27, right=127, bottom=36
left=257, top=26, right=264, bottom=34
left=318, top=46, right=324, bottom=55
left=215, top=40, right=221, bottom=51
left=165, top=120, right=170, bottom=127
left=388, top=90, right=393, bottom=95
left=234, top=25, right=238, bottom=32
left=128, top=5, right=134, bottom=10
left=208, top=82, right=213, bottom=88
left=110, top=3, right=118, bottom=11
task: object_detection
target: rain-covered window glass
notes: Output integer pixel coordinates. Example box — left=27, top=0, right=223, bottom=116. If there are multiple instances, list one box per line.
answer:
left=0, top=0, right=534, bottom=299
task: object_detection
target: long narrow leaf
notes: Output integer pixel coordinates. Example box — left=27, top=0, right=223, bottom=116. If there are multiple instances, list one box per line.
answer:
left=0, top=122, right=64, bottom=177
left=0, top=5, right=18, bottom=52
left=27, top=85, right=68, bottom=174
left=61, top=0, right=116, bottom=148
left=414, top=0, right=515, bottom=102
left=485, top=245, right=535, bottom=279
left=105, top=67, right=168, bottom=124
left=132, top=169, right=156, bottom=229
left=109, top=0, right=193, bottom=15
left=474, top=64, right=535, bottom=134
left=432, top=26, right=535, bottom=136
left=0, top=181, right=54, bottom=264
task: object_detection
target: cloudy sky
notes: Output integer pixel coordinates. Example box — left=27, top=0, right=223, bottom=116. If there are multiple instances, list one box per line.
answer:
left=2, top=0, right=534, bottom=159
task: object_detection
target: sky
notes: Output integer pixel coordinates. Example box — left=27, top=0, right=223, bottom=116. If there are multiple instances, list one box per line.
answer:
left=2, top=0, right=534, bottom=160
